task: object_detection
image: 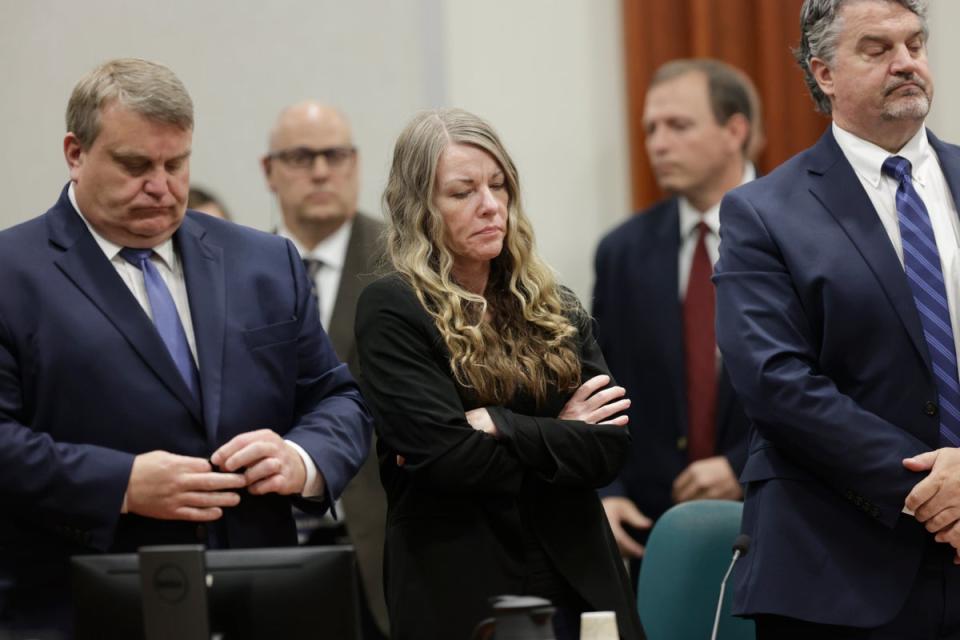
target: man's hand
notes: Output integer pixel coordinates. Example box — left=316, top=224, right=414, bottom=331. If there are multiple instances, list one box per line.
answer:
left=601, top=496, right=651, bottom=559
left=559, top=375, right=630, bottom=426
left=672, top=456, right=743, bottom=503
left=212, top=429, right=309, bottom=496
left=904, top=449, right=960, bottom=544
left=126, top=450, right=246, bottom=521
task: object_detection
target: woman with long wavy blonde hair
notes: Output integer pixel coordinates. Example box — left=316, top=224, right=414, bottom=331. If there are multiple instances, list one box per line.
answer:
left=356, top=109, right=644, bottom=640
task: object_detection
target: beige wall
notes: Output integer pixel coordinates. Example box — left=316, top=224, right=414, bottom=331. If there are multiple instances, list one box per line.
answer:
left=927, top=0, right=960, bottom=142
left=3, top=0, right=957, bottom=301
left=0, top=0, right=628, bottom=301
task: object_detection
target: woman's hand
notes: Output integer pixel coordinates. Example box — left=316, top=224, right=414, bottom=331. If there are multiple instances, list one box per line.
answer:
left=396, top=408, right=499, bottom=467
left=466, top=408, right=499, bottom=437
left=559, top=374, right=630, bottom=426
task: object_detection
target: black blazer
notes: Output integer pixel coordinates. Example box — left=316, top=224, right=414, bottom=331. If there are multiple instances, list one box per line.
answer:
left=356, top=275, right=644, bottom=640
left=593, top=199, right=749, bottom=522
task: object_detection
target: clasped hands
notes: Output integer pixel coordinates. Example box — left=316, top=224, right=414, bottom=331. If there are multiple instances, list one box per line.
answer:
left=125, top=429, right=309, bottom=522
left=904, top=448, right=960, bottom=563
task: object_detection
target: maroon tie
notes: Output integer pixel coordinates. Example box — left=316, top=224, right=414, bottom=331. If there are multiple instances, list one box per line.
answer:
left=684, top=222, right=718, bottom=461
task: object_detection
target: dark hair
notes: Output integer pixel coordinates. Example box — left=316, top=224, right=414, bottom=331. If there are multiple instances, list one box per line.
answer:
left=188, top=187, right=231, bottom=220
left=650, top=58, right=761, bottom=155
left=795, top=0, right=928, bottom=114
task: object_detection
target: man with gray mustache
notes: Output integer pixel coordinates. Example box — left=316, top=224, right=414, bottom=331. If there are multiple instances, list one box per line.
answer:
left=715, top=0, right=960, bottom=637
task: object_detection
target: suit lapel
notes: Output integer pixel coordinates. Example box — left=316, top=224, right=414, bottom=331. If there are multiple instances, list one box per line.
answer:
left=176, top=215, right=225, bottom=444
left=327, top=218, right=366, bottom=361
left=807, top=129, right=930, bottom=371
left=48, top=190, right=203, bottom=423
left=930, top=132, right=960, bottom=217
left=652, top=203, right=688, bottom=435
left=328, top=214, right=383, bottom=370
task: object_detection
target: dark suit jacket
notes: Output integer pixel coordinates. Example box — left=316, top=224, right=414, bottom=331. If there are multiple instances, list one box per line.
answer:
left=325, top=212, right=390, bottom=634
left=0, top=186, right=372, bottom=629
left=593, top=200, right=749, bottom=522
left=715, top=128, right=960, bottom=627
left=355, top=275, right=644, bottom=640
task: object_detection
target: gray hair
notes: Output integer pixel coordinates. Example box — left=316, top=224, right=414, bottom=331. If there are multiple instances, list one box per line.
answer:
left=66, top=58, right=194, bottom=148
left=795, top=0, right=928, bottom=114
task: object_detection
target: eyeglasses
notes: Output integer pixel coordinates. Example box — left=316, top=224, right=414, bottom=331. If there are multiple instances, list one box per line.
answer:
left=268, top=146, right=356, bottom=171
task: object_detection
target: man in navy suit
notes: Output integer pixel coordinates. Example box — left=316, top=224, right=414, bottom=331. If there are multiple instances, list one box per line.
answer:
left=716, top=0, right=960, bottom=636
left=0, top=58, right=372, bottom=636
left=593, top=59, right=759, bottom=576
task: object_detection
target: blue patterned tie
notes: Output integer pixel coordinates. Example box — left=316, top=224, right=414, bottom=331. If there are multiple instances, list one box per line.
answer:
left=883, top=156, right=960, bottom=446
left=119, top=248, right=201, bottom=399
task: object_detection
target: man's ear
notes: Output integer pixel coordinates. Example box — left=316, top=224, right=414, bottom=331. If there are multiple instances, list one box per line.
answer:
left=261, top=155, right=271, bottom=176
left=724, top=113, right=750, bottom=154
left=261, top=155, right=278, bottom=192
left=809, top=57, right=835, bottom=101
left=64, top=132, right=84, bottom=181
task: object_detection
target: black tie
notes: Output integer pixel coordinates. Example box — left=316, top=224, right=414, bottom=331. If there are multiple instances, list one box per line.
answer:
left=303, top=257, right=323, bottom=320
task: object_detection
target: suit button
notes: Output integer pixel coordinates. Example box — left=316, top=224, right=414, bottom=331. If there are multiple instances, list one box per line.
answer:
left=195, top=524, right=208, bottom=541
left=676, top=436, right=687, bottom=451
left=924, top=401, right=938, bottom=417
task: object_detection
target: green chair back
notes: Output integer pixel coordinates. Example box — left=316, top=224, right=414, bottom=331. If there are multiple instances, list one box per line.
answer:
left=636, top=499, right=755, bottom=640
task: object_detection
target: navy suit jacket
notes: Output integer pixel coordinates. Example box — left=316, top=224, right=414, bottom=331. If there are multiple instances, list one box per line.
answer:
left=593, top=200, right=748, bottom=522
left=0, top=186, right=372, bottom=628
left=715, top=128, right=960, bottom=626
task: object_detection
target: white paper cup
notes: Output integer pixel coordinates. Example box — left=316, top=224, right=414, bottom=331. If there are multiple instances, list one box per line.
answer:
left=580, top=610, right=618, bottom=639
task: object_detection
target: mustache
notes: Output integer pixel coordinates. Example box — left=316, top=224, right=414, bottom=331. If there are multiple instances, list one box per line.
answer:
left=885, top=76, right=928, bottom=96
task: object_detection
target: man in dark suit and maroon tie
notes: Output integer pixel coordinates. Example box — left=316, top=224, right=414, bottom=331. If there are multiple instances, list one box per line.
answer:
left=593, top=58, right=761, bottom=578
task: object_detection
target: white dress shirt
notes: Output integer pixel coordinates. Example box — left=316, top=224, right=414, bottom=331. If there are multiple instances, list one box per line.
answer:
left=278, top=219, right=353, bottom=329
left=68, top=184, right=323, bottom=498
left=832, top=122, right=960, bottom=379
left=678, top=163, right=756, bottom=299
left=69, top=184, right=199, bottom=363
left=277, top=220, right=354, bottom=518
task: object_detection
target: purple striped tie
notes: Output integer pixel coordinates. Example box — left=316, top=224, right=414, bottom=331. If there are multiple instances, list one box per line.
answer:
left=883, top=155, right=960, bottom=446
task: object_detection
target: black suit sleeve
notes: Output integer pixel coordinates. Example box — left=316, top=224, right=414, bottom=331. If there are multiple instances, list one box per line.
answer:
left=356, top=277, right=629, bottom=494
left=487, top=305, right=630, bottom=488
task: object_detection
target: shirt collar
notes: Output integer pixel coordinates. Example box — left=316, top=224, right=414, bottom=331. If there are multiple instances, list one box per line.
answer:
left=678, top=163, right=756, bottom=239
left=67, top=182, right=177, bottom=269
left=832, top=122, right=931, bottom=189
left=277, top=218, right=353, bottom=271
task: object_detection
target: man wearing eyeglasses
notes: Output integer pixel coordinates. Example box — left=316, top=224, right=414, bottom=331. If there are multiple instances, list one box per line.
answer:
left=262, top=101, right=389, bottom=640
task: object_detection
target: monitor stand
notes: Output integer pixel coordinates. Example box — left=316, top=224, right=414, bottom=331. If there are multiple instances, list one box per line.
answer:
left=139, top=545, right=211, bottom=640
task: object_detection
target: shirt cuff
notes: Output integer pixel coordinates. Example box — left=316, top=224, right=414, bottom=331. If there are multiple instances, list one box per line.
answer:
left=285, top=440, right=324, bottom=498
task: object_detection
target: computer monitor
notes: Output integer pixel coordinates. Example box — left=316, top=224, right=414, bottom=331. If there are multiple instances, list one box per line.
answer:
left=71, top=545, right=360, bottom=640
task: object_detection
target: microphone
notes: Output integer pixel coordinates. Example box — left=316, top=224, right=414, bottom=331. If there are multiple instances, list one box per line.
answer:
left=710, top=534, right=750, bottom=640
